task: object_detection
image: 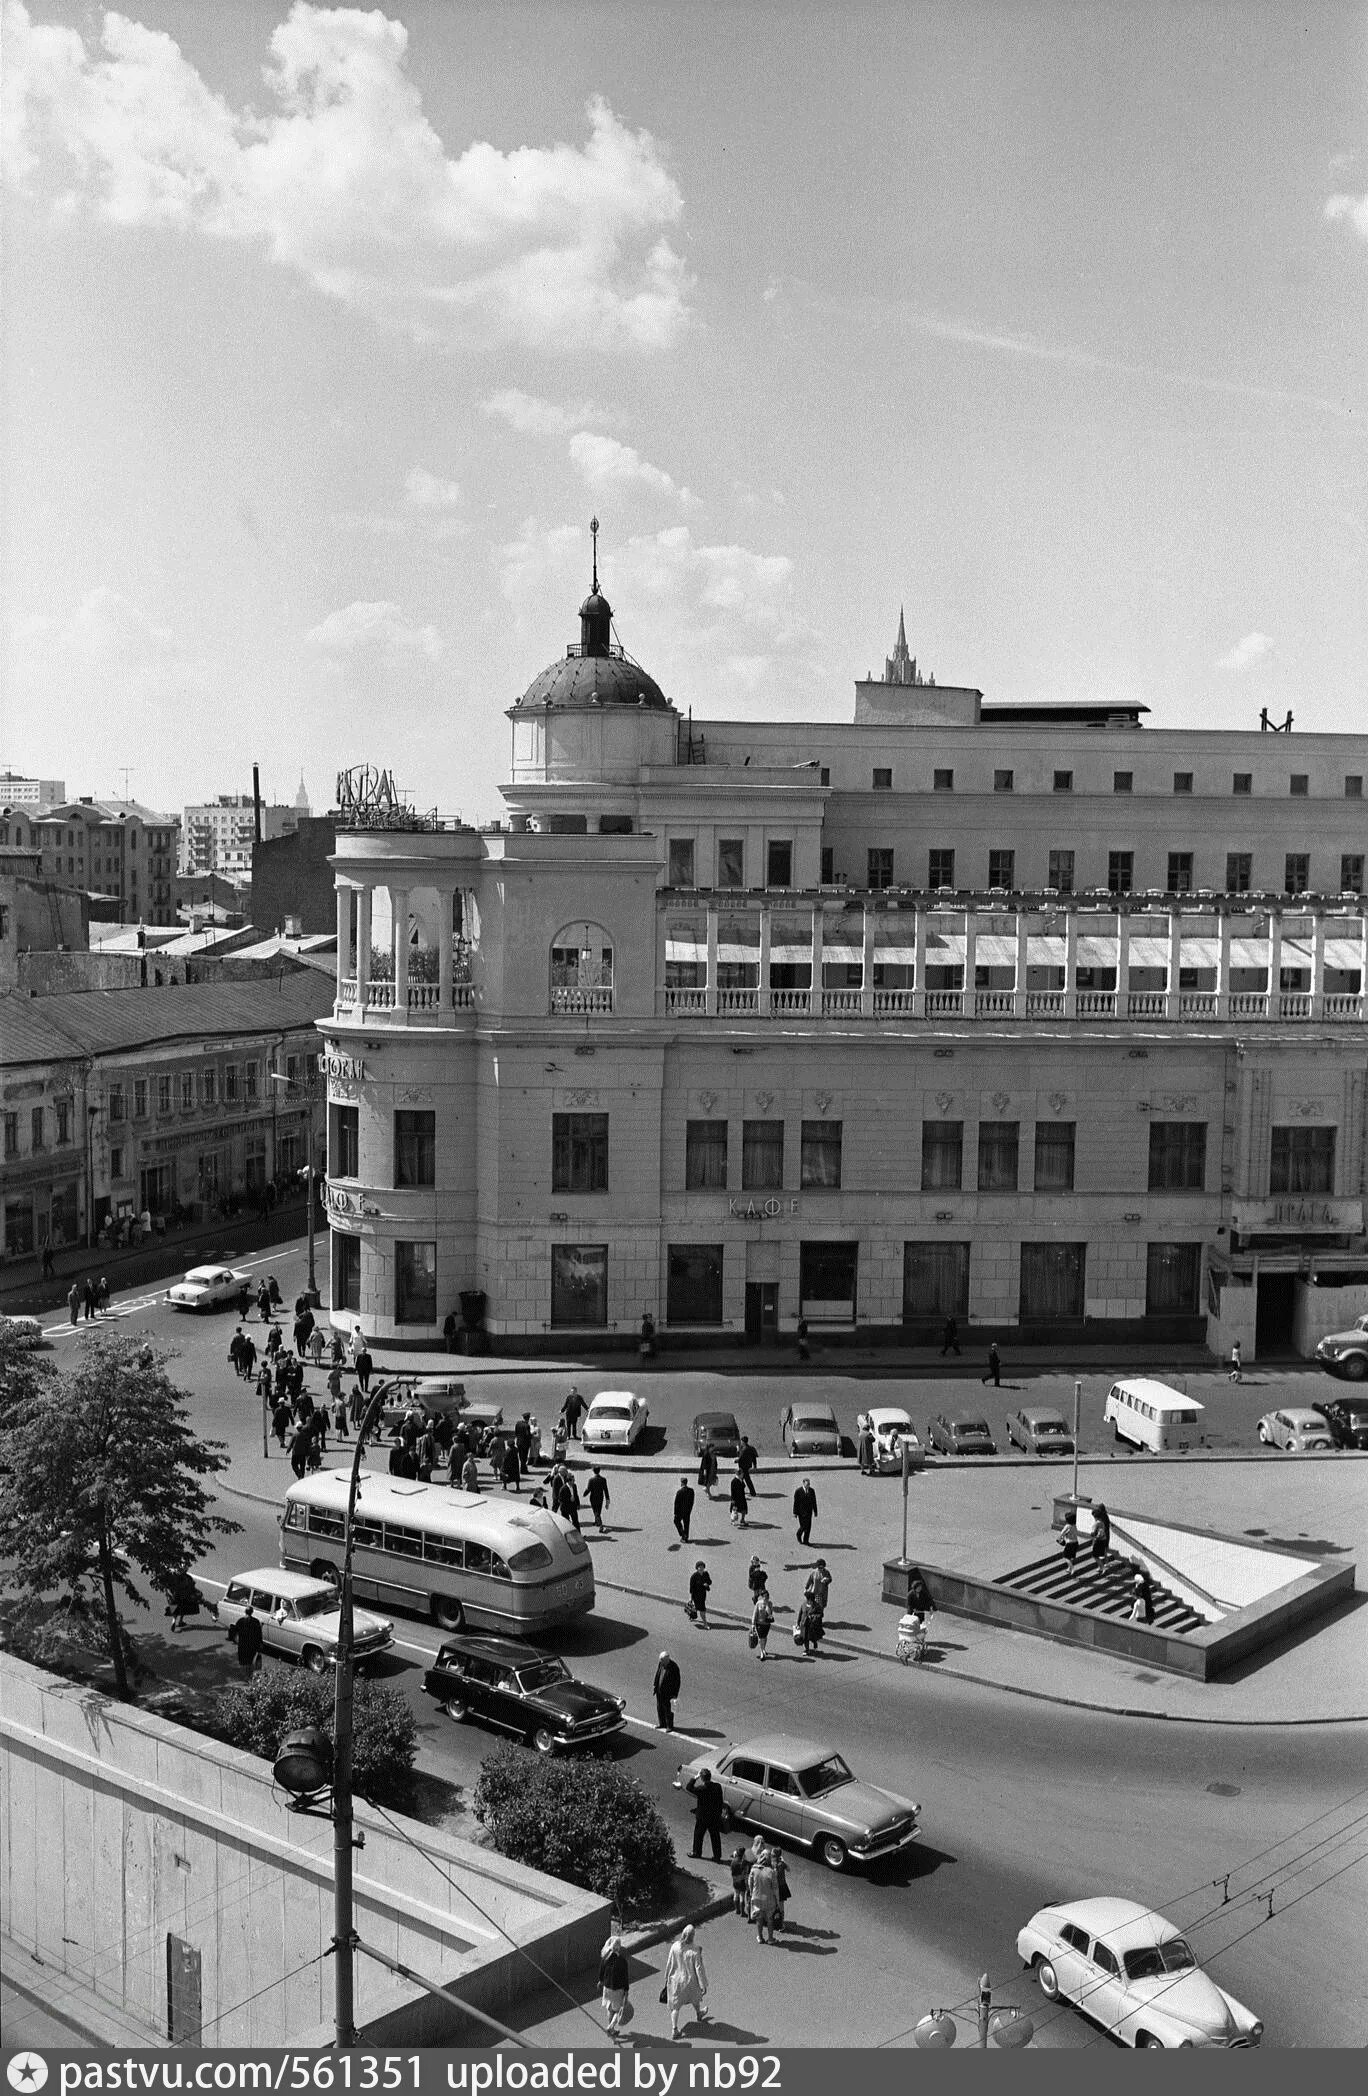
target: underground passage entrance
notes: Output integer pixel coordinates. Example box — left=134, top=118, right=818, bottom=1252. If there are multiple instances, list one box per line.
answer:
left=1255, top=1271, right=1297, bottom=1357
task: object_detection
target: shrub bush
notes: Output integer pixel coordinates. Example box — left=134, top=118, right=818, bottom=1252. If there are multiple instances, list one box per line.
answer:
left=473, top=1742, right=676, bottom=1917
left=216, top=1671, right=418, bottom=1812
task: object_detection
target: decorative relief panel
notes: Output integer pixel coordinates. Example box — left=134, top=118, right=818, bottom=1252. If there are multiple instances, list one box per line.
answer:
left=395, top=1086, right=434, bottom=1106
left=934, top=1090, right=956, bottom=1114
left=1047, top=1092, right=1068, bottom=1114
left=561, top=1088, right=601, bottom=1109
left=1286, top=1099, right=1328, bottom=1119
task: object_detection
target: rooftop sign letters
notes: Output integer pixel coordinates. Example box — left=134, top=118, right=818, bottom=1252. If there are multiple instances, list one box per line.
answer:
left=335, top=763, right=439, bottom=833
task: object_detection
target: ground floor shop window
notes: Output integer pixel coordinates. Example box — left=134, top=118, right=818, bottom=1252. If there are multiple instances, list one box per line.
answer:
left=395, top=1239, right=437, bottom=1324
left=903, top=1242, right=969, bottom=1322
left=667, top=1244, right=724, bottom=1324
left=4, top=1198, right=34, bottom=1257
left=551, top=1244, right=608, bottom=1327
left=277, top=1132, right=301, bottom=1176
left=800, top=1241, right=858, bottom=1321
left=140, top=1163, right=173, bottom=1215
left=244, top=1145, right=265, bottom=1193
left=49, top=1184, right=78, bottom=1245
left=333, top=1231, right=361, bottom=1314
left=1019, top=1241, right=1086, bottom=1323
left=1146, top=1242, right=1201, bottom=1316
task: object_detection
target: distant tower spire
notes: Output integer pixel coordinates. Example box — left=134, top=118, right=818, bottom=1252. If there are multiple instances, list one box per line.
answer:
left=885, top=607, right=928, bottom=686
left=579, top=516, right=612, bottom=657
left=591, top=515, right=599, bottom=593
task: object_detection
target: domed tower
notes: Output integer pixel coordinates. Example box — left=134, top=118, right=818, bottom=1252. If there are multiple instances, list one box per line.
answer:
left=505, top=519, right=679, bottom=821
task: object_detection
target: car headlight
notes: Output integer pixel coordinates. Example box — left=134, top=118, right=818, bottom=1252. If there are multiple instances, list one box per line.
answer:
left=1248, top=2023, right=1263, bottom=2046
left=615, top=1696, right=628, bottom=1711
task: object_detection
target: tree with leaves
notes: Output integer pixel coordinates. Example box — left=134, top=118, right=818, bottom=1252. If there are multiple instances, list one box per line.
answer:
left=0, top=1330, right=239, bottom=1698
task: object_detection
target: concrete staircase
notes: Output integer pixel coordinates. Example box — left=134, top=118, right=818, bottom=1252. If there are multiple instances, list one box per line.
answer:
left=993, top=1550, right=1207, bottom=1635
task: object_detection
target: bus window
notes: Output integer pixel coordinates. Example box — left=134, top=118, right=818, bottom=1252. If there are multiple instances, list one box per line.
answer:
left=425, top=1534, right=464, bottom=1567
left=386, top=1524, right=423, bottom=1558
left=353, top=1516, right=383, bottom=1550
left=466, top=1542, right=495, bottom=1576
left=282, top=1504, right=305, bottom=1533
left=309, top=1506, right=345, bottom=1540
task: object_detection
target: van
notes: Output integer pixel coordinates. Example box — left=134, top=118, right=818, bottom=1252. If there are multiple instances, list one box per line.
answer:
left=1103, top=1377, right=1204, bottom=1453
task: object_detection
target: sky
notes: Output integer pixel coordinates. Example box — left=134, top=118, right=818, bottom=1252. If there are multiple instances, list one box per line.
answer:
left=1, top=0, right=1365, bottom=826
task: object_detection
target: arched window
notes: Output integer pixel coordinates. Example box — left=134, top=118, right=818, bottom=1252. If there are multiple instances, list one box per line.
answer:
left=550, top=922, right=614, bottom=1014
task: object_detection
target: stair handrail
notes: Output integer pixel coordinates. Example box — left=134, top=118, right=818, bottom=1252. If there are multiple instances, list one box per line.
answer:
left=1108, top=1517, right=1232, bottom=1619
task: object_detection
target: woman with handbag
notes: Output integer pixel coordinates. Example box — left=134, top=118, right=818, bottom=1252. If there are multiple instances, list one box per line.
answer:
left=750, top=1587, right=774, bottom=1661
left=662, top=1925, right=708, bottom=2037
left=598, top=1933, right=630, bottom=2041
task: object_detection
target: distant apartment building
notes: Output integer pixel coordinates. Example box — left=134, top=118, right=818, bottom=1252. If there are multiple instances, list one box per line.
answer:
left=0, top=773, right=66, bottom=812
left=182, top=777, right=311, bottom=877
left=0, top=798, right=181, bottom=927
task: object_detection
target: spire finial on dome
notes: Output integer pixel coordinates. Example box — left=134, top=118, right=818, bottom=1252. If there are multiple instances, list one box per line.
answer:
left=591, top=515, right=599, bottom=592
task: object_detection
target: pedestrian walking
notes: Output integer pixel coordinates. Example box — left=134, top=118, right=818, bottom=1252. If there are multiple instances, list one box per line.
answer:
left=271, top=1397, right=292, bottom=1448
left=68, top=1281, right=81, bottom=1325
left=796, top=1315, right=810, bottom=1361
left=748, top=1850, right=781, bottom=1944
left=330, top=1331, right=346, bottom=1369
left=663, top=1925, right=709, bottom=2037
left=327, top=1364, right=343, bottom=1408
left=332, top=1396, right=348, bottom=1440
left=687, top=1560, right=711, bottom=1628
left=461, top=1451, right=480, bottom=1493
left=653, top=1649, right=681, bottom=1729
left=229, top=1600, right=264, bottom=1675
left=309, top=1327, right=325, bottom=1368
left=500, top=1438, right=521, bottom=1493
left=585, top=1466, right=610, bottom=1529
left=562, top=1386, right=586, bottom=1440
left=237, top=1281, right=251, bottom=1319
left=1229, top=1340, right=1243, bottom=1384
left=730, top=1847, right=751, bottom=1914
left=697, top=1444, right=719, bottom=1498
left=793, top=1476, right=818, bottom=1546
left=598, top=1934, right=630, bottom=2041
left=514, top=1411, right=533, bottom=1468
left=288, top=1426, right=310, bottom=1480
left=805, top=1558, right=832, bottom=1612
left=737, top=1435, right=758, bottom=1496
left=164, top=1570, right=202, bottom=1634
left=240, top=1334, right=257, bottom=1381
left=981, top=1340, right=1001, bottom=1388
left=747, top=1554, right=768, bottom=1600
left=750, top=1586, right=774, bottom=1661
left=355, top=1339, right=373, bottom=1395
left=1090, top=1501, right=1111, bottom=1562
left=292, top=1309, right=312, bottom=1359
left=40, top=1239, right=55, bottom=1280
left=82, top=1277, right=96, bottom=1321
left=97, top=1275, right=110, bottom=1314
left=257, top=1282, right=272, bottom=1324
left=941, top=1315, right=961, bottom=1357
left=265, top=1322, right=283, bottom=1361
left=1129, top=1561, right=1156, bottom=1624
left=857, top=1420, right=876, bottom=1474
left=728, top=1470, right=749, bottom=1528
left=685, top=1771, right=724, bottom=1863
left=796, top=1593, right=824, bottom=1655
left=256, top=1362, right=273, bottom=1403
left=672, top=1475, right=695, bottom=1544
left=1058, top=1509, right=1080, bottom=1573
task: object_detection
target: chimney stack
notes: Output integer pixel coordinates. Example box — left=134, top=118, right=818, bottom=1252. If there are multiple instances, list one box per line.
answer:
left=252, top=764, right=262, bottom=844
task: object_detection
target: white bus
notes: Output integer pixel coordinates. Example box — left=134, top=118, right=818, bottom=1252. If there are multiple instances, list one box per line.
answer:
left=280, top=1472, right=595, bottom=1635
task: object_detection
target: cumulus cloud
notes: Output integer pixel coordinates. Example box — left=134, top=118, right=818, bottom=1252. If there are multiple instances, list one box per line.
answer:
left=15, top=585, right=174, bottom=661
left=404, top=466, right=462, bottom=511
left=567, top=431, right=691, bottom=505
left=483, top=389, right=598, bottom=438
left=4, top=1, right=691, bottom=349
left=1325, top=191, right=1368, bottom=241
left=305, top=598, right=442, bottom=660
left=1216, top=631, right=1275, bottom=673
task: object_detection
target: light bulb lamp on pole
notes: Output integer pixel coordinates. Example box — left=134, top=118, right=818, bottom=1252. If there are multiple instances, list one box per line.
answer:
left=270, top=1065, right=321, bottom=1307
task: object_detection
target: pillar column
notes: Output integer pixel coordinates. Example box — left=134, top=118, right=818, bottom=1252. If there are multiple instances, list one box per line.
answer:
left=758, top=907, right=772, bottom=1017
left=912, top=906, right=926, bottom=1018
left=861, top=904, right=876, bottom=1018
left=1216, top=910, right=1231, bottom=1021
left=705, top=905, right=719, bottom=1016
left=1116, top=906, right=1131, bottom=1018
left=1063, top=907, right=1078, bottom=1018
left=809, top=907, right=824, bottom=1017
left=1268, top=910, right=1283, bottom=1018
left=356, top=886, right=372, bottom=1004
left=962, top=906, right=977, bottom=1017
left=438, top=889, right=455, bottom=1014
left=655, top=906, right=669, bottom=1018
left=1360, top=912, right=1368, bottom=1018
left=1166, top=910, right=1183, bottom=1021
left=336, top=886, right=353, bottom=1000
left=1310, top=911, right=1327, bottom=1019
left=392, top=886, right=410, bottom=1015
left=1013, top=911, right=1029, bottom=1019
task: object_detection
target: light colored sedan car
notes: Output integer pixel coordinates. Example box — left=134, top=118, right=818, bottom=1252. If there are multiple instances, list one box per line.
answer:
left=1006, top=1404, right=1075, bottom=1456
left=678, top=1732, right=920, bottom=1873
left=1016, top=1897, right=1262, bottom=2048
left=780, top=1400, right=841, bottom=1457
left=165, top=1264, right=250, bottom=1313
left=1257, top=1407, right=1334, bottom=1453
left=378, top=1375, right=469, bottom=1433
left=213, top=1568, right=393, bottom=1673
left=857, top=1407, right=925, bottom=1473
left=582, top=1389, right=649, bottom=1451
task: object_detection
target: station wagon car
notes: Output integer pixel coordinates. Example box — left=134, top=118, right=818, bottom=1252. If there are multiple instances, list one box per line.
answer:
left=1017, top=1897, right=1262, bottom=2048
left=582, top=1390, right=649, bottom=1451
left=166, top=1264, right=250, bottom=1313
left=678, top=1731, right=920, bottom=1873
left=780, top=1400, right=842, bottom=1457
left=213, top=1568, right=393, bottom=1672
left=1257, top=1407, right=1334, bottom=1453
left=422, top=1634, right=626, bottom=1753
left=856, top=1407, right=924, bottom=1472
left=692, top=1410, right=741, bottom=1458
left=1005, top=1405, right=1075, bottom=1456
left=927, top=1412, right=997, bottom=1456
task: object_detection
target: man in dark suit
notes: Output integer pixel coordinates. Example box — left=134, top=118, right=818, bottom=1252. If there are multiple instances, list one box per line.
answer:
left=793, top=1477, right=818, bottom=1546
left=673, top=1475, right=695, bottom=1543
left=653, top=1650, right=681, bottom=1729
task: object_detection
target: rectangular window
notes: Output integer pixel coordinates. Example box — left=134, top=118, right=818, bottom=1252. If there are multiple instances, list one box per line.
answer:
left=820, top=766, right=830, bottom=786
left=977, top=1120, right=1019, bottom=1191
left=1113, top=770, right=1132, bottom=794
left=1346, top=775, right=1363, bottom=799
left=993, top=769, right=1014, bottom=793
left=110, top=1145, right=123, bottom=1180
left=550, top=1244, right=608, bottom=1327
left=394, top=1108, right=435, bottom=1187
left=872, top=767, right=892, bottom=791
left=1148, top=1121, right=1207, bottom=1191
left=333, top=1232, right=361, bottom=1314
left=1033, top=1120, right=1076, bottom=1192
left=1233, top=772, right=1252, bottom=796
left=109, top=1084, right=125, bottom=1123
left=1270, top=1125, right=1335, bottom=1196
left=667, top=837, right=695, bottom=887
left=30, top=1106, right=43, bottom=1151
left=1146, top=1242, right=1201, bottom=1316
left=286, top=1055, right=301, bottom=1087
left=1053, top=769, right=1073, bottom=793
left=867, top=847, right=894, bottom=891
left=395, top=1240, right=437, bottom=1325
left=1108, top=850, right=1134, bottom=894
left=1048, top=848, right=1075, bottom=894
left=685, top=1119, right=727, bottom=1190
left=1167, top=852, right=1194, bottom=893
left=224, top=1065, right=239, bottom=1104
left=202, top=1067, right=216, bottom=1107
left=1225, top=853, right=1253, bottom=893
left=988, top=849, right=1015, bottom=890
left=552, top=1112, right=609, bottom=1193
left=921, top=1120, right=963, bottom=1191
left=820, top=847, right=835, bottom=884
left=933, top=768, right=954, bottom=793
left=799, top=1241, right=858, bottom=1321
left=332, top=1104, right=360, bottom=1178
left=1173, top=771, right=1193, bottom=795
left=1290, top=773, right=1308, bottom=797
left=55, top=1100, right=71, bottom=1145
left=800, top=1119, right=842, bottom=1189
left=741, top=1119, right=784, bottom=1190
left=928, top=847, right=955, bottom=889
left=1019, top=1242, right=1086, bottom=1323
left=157, top=1075, right=172, bottom=1116
left=1342, top=854, right=1365, bottom=894
left=902, top=1242, right=970, bottom=1323
left=766, top=839, right=793, bottom=888
left=181, top=1073, right=194, bottom=1112
left=667, top=1244, right=724, bottom=1325
left=1284, top=852, right=1310, bottom=894
left=245, top=1061, right=259, bottom=1102
left=717, top=838, right=744, bottom=889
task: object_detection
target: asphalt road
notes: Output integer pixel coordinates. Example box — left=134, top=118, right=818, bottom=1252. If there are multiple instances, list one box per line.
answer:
left=29, top=1238, right=1367, bottom=2048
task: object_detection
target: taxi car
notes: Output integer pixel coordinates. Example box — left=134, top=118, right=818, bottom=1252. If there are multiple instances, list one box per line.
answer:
left=213, top=1568, right=393, bottom=1673
left=1016, top=1897, right=1262, bottom=2048
left=678, top=1732, right=920, bottom=1873
left=780, top=1400, right=842, bottom=1458
left=1256, top=1407, right=1334, bottom=1453
left=856, top=1407, right=924, bottom=1472
left=422, top=1634, right=625, bottom=1753
left=582, top=1390, right=649, bottom=1451
left=166, top=1264, right=250, bottom=1313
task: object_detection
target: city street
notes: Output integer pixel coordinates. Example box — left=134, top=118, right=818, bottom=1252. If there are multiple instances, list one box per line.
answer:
left=22, top=1236, right=1368, bottom=2047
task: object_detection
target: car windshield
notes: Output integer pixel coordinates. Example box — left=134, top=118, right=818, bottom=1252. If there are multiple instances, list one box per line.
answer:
left=293, top=1591, right=334, bottom=1618
left=595, top=1406, right=632, bottom=1420
left=1122, top=1937, right=1197, bottom=1982
left=515, top=1660, right=570, bottom=1692
left=1034, top=1418, right=1069, bottom=1435
left=955, top=1420, right=989, bottom=1436
left=797, top=1753, right=855, bottom=1798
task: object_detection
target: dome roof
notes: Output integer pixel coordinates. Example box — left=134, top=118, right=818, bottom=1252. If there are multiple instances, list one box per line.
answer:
left=517, top=649, right=670, bottom=711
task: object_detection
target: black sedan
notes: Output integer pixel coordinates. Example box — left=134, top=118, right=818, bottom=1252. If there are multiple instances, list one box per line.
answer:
left=422, top=1634, right=626, bottom=1754
left=927, top=1412, right=997, bottom=1456
left=1311, top=1396, right=1368, bottom=1450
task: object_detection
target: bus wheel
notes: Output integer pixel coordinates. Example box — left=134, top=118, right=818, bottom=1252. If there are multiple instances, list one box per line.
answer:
left=310, top=1561, right=339, bottom=1588
left=531, top=1727, right=557, bottom=1756
left=433, top=1596, right=465, bottom=1631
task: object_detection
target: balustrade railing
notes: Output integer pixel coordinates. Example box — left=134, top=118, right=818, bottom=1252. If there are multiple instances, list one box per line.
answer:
left=1125, top=992, right=1165, bottom=1019
left=1077, top=991, right=1117, bottom=1018
left=926, top=990, right=963, bottom=1017
left=1324, top=993, right=1365, bottom=1020
left=363, top=978, right=395, bottom=1009
left=407, top=981, right=440, bottom=1011
left=717, top=987, right=759, bottom=1015
left=1025, top=990, right=1065, bottom=1018
left=550, top=986, right=614, bottom=1016
left=975, top=990, right=1016, bottom=1018
left=665, top=986, right=708, bottom=1015
left=821, top=989, right=862, bottom=1016
left=338, top=977, right=358, bottom=1008
left=769, top=988, right=811, bottom=1015
left=1178, top=992, right=1218, bottom=1020
left=1229, top=991, right=1268, bottom=1019
left=873, top=989, right=919, bottom=1016
left=1279, top=992, right=1313, bottom=1019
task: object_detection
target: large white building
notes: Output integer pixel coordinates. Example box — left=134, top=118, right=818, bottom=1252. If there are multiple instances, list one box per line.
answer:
left=317, top=554, right=1368, bottom=1361
left=181, top=780, right=310, bottom=877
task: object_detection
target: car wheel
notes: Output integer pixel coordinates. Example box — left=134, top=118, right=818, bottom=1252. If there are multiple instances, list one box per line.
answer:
left=1257, top=1425, right=1271, bottom=1445
left=432, top=1596, right=465, bottom=1631
left=1135, top=2033, right=1162, bottom=2050
left=301, top=1645, right=328, bottom=1676
left=817, top=1834, right=847, bottom=1872
left=1344, top=1356, right=1367, bottom=1382
left=531, top=1726, right=557, bottom=1756
left=309, top=1560, right=339, bottom=1587
left=442, top=1696, right=469, bottom=1723
left=1035, top=1958, right=1060, bottom=2000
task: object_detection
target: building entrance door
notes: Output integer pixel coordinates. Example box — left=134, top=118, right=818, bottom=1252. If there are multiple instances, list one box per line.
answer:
left=1256, top=1272, right=1297, bottom=1357
left=745, top=1281, right=779, bottom=1344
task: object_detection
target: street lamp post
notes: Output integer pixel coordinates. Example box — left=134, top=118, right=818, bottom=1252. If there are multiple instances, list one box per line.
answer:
left=271, top=1065, right=321, bottom=1307
left=86, top=1100, right=100, bottom=1250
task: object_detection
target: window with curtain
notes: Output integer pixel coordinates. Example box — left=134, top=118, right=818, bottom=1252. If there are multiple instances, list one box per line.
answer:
left=1270, top=1126, right=1335, bottom=1195
left=333, top=1233, right=361, bottom=1313
left=550, top=1245, right=608, bottom=1326
left=332, top=1104, right=359, bottom=1178
left=902, top=1242, right=969, bottom=1321
left=921, top=1121, right=963, bottom=1191
left=685, top=1120, right=728, bottom=1190
left=394, top=1108, right=435, bottom=1187
left=799, top=1241, right=858, bottom=1317
left=1019, top=1242, right=1086, bottom=1322
left=552, top=1113, right=609, bottom=1192
left=1033, top=1121, right=1076, bottom=1192
left=1148, top=1121, right=1207, bottom=1191
left=1146, top=1243, right=1201, bottom=1315
left=395, top=1241, right=436, bottom=1324
left=667, top=1244, right=724, bottom=1324
left=742, top=1120, right=784, bottom=1190
left=800, top=1120, right=842, bottom=1189
left=977, top=1121, right=1019, bottom=1191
